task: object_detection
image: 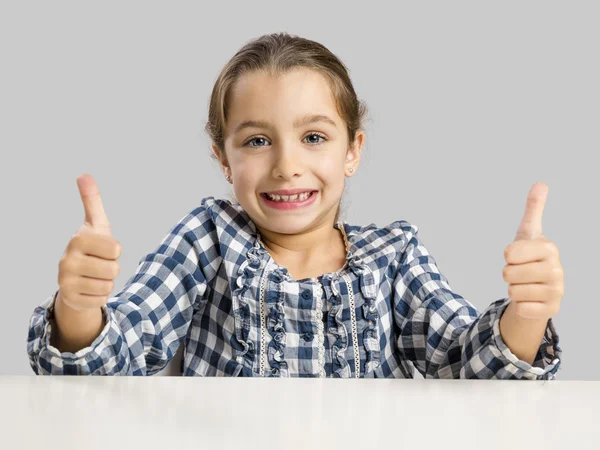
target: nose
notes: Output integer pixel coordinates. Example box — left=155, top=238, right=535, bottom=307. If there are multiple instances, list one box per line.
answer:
left=270, top=143, right=304, bottom=180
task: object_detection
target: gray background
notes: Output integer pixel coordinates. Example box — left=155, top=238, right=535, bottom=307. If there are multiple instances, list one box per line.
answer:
left=1, top=1, right=597, bottom=379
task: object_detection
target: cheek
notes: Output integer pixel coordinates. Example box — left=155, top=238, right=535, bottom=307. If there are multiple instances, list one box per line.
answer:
left=232, top=161, right=262, bottom=192
left=314, top=157, right=345, bottom=181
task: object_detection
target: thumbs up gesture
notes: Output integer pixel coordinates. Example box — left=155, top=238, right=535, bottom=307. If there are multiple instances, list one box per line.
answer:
left=502, top=182, right=564, bottom=320
left=79, top=173, right=114, bottom=236
left=56, top=174, right=123, bottom=311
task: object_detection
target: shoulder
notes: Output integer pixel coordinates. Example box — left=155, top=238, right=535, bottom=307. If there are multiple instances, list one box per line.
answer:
left=171, top=196, right=257, bottom=256
left=154, top=196, right=254, bottom=253
left=344, top=219, right=420, bottom=269
left=176, top=196, right=252, bottom=234
left=152, top=196, right=256, bottom=280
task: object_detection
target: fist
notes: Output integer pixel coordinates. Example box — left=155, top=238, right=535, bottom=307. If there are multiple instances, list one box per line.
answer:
left=502, top=182, right=564, bottom=320
left=57, top=174, right=122, bottom=311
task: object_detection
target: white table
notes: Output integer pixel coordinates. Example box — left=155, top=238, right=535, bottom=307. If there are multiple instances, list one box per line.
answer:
left=1, top=376, right=598, bottom=450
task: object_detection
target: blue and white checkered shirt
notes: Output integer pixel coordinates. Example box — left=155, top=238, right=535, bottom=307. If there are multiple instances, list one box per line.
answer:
left=27, top=196, right=562, bottom=379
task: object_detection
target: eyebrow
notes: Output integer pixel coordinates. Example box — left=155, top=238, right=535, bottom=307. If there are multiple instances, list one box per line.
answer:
left=232, top=114, right=337, bottom=134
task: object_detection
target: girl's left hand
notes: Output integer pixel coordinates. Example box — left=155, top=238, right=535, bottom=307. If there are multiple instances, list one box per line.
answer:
left=502, top=182, right=565, bottom=320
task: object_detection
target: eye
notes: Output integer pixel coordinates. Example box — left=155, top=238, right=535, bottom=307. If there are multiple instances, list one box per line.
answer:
left=243, top=132, right=328, bottom=148
left=244, top=136, right=270, bottom=147
left=303, top=132, right=327, bottom=145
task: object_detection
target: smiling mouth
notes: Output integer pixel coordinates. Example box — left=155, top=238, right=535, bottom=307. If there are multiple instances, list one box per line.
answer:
left=262, top=191, right=317, bottom=202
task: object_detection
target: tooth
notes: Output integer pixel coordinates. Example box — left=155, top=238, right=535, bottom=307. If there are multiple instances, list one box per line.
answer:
left=266, top=192, right=314, bottom=202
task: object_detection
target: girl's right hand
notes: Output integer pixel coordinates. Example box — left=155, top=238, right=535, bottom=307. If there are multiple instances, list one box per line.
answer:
left=57, top=174, right=122, bottom=311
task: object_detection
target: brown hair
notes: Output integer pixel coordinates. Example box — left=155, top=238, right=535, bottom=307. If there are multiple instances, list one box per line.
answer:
left=205, top=32, right=368, bottom=223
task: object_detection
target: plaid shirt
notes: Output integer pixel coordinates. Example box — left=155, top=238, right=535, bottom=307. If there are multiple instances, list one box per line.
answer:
left=27, top=196, right=562, bottom=379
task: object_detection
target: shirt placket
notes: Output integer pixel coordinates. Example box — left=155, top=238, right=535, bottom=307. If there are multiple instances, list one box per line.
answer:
left=296, top=281, right=324, bottom=377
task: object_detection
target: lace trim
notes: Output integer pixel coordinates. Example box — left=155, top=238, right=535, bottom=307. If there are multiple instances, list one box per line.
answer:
left=258, top=260, right=271, bottom=377
left=315, top=283, right=326, bottom=377
left=342, top=273, right=360, bottom=378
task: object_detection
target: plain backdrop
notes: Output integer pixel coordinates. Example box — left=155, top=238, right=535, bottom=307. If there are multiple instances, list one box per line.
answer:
left=1, top=1, right=597, bottom=379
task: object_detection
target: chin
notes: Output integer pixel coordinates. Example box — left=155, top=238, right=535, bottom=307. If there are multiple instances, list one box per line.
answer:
left=257, top=219, right=311, bottom=235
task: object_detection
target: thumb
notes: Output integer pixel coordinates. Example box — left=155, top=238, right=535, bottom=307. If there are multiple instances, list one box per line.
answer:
left=514, top=181, right=548, bottom=242
left=76, top=174, right=112, bottom=236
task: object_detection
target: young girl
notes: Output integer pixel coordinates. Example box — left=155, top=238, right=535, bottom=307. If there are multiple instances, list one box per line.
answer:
left=27, top=32, right=562, bottom=379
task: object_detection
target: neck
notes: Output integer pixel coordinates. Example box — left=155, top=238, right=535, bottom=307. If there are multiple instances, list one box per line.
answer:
left=256, top=220, right=343, bottom=264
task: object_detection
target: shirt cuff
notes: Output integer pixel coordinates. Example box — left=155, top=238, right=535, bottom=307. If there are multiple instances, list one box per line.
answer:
left=492, top=298, right=562, bottom=379
left=43, top=289, right=111, bottom=360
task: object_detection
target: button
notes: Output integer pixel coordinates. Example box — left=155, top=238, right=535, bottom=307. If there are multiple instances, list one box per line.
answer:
left=271, top=272, right=283, bottom=282
left=302, top=332, right=314, bottom=342
left=301, top=290, right=312, bottom=299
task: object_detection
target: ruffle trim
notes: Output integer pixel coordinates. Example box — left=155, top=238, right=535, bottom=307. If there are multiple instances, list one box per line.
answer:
left=231, top=240, right=265, bottom=368
left=231, top=222, right=382, bottom=378
left=232, top=234, right=290, bottom=376
left=328, top=253, right=381, bottom=378
left=265, top=268, right=288, bottom=377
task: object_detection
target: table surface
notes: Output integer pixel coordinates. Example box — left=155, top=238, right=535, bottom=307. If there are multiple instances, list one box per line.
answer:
left=1, top=376, right=599, bottom=450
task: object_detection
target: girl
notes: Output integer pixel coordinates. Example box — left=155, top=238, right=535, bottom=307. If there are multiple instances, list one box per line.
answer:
left=27, top=32, right=562, bottom=379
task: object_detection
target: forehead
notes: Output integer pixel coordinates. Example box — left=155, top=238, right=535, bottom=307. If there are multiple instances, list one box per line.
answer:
left=226, top=68, right=341, bottom=126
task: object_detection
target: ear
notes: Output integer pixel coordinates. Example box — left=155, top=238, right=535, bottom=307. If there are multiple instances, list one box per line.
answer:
left=212, top=143, right=231, bottom=173
left=345, top=130, right=365, bottom=174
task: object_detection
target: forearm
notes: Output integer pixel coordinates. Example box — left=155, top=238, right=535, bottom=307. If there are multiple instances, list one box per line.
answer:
left=50, top=291, right=105, bottom=354
left=499, top=300, right=548, bottom=365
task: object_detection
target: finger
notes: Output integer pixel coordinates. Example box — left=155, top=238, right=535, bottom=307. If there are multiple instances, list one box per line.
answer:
left=70, top=233, right=122, bottom=260
left=514, top=182, right=548, bottom=241
left=508, top=283, right=555, bottom=302
left=77, top=174, right=112, bottom=235
left=71, top=253, right=120, bottom=280
left=504, top=238, right=557, bottom=264
left=502, top=260, right=558, bottom=284
left=77, top=277, right=114, bottom=296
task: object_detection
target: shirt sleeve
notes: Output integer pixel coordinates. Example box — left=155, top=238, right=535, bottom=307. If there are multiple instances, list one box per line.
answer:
left=392, top=224, right=562, bottom=380
left=27, top=215, right=212, bottom=376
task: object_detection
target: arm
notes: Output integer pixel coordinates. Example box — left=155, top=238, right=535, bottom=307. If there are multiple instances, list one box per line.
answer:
left=392, top=223, right=562, bottom=380
left=499, top=300, right=549, bottom=365
left=27, top=207, right=215, bottom=376
left=50, top=290, right=106, bottom=354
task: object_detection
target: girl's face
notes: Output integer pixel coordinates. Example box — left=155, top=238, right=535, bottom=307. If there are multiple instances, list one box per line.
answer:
left=213, top=68, right=363, bottom=235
